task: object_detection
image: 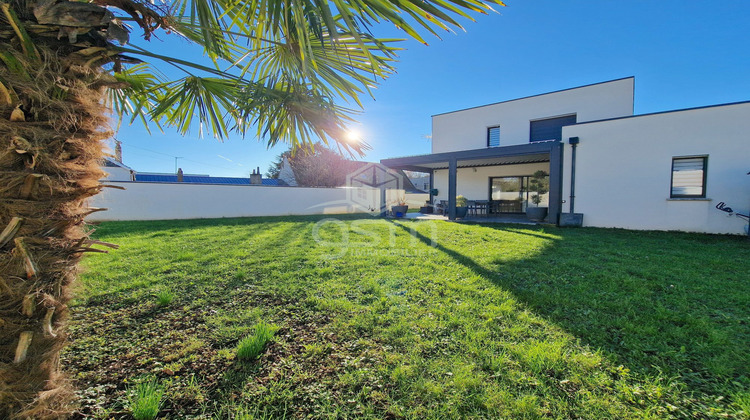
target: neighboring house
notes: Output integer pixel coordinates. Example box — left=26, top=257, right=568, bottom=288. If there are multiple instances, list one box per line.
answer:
left=407, top=174, right=430, bottom=192
left=132, top=172, right=287, bottom=186
left=381, top=77, right=750, bottom=235
left=103, top=157, right=136, bottom=181
left=277, top=156, right=298, bottom=186
left=102, top=156, right=287, bottom=186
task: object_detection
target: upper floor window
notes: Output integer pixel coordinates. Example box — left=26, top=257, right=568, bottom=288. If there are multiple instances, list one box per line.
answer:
left=487, top=126, right=500, bottom=147
left=671, top=156, right=707, bottom=198
left=530, top=114, right=577, bottom=142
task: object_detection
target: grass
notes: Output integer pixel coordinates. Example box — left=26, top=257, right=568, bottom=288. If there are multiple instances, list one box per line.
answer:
left=127, top=378, right=164, bottom=420
left=236, top=322, right=276, bottom=361
left=62, top=215, right=750, bottom=418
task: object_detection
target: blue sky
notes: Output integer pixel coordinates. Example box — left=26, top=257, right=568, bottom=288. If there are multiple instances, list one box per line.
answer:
left=113, top=0, right=750, bottom=177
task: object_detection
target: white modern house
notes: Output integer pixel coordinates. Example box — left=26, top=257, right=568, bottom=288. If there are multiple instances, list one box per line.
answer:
left=381, top=77, right=750, bottom=235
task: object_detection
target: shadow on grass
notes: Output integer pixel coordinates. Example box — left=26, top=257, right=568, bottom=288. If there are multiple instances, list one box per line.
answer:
left=90, top=213, right=374, bottom=237
left=390, top=219, right=750, bottom=395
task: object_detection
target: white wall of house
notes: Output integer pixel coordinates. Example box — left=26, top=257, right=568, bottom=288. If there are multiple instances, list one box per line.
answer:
left=562, top=102, right=750, bottom=235
left=103, top=166, right=134, bottom=181
left=432, top=162, right=549, bottom=202
left=431, top=78, right=634, bottom=153
left=88, top=183, right=380, bottom=221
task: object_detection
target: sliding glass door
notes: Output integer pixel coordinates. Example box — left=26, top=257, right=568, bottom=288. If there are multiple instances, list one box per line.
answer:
left=490, top=177, right=525, bottom=213
left=489, top=175, right=549, bottom=214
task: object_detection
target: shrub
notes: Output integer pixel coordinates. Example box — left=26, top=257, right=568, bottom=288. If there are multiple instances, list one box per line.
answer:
left=127, top=378, right=164, bottom=420
left=156, top=290, right=175, bottom=307
left=529, top=170, right=549, bottom=206
left=236, top=322, right=277, bottom=361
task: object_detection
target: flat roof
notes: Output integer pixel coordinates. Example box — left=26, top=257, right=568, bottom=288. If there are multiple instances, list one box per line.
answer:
left=381, top=141, right=558, bottom=172
left=432, top=76, right=635, bottom=117
left=571, top=99, right=750, bottom=127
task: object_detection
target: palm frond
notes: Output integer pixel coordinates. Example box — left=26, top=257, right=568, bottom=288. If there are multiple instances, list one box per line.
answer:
left=99, top=0, right=502, bottom=150
left=146, top=76, right=240, bottom=139
left=236, top=78, right=366, bottom=154
left=107, top=63, right=164, bottom=131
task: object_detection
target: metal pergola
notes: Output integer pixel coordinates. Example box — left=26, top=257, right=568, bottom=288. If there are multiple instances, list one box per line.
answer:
left=381, top=141, right=564, bottom=222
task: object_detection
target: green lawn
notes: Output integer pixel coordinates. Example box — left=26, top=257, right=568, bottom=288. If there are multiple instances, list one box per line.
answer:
left=64, top=215, right=750, bottom=419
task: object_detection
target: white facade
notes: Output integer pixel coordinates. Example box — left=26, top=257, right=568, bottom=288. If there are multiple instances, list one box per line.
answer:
left=432, top=162, right=548, bottom=202
left=102, top=166, right=134, bottom=181
left=562, top=102, right=750, bottom=235
left=101, top=157, right=135, bottom=181
left=384, top=78, right=749, bottom=235
left=431, top=78, right=634, bottom=153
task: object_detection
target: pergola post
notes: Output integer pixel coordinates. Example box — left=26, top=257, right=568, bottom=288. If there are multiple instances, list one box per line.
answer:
left=429, top=170, right=435, bottom=209
left=448, top=158, right=457, bottom=220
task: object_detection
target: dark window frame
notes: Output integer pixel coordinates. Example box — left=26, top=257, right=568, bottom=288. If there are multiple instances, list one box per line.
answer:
left=529, top=114, right=577, bottom=143
left=487, top=126, right=501, bottom=148
left=487, top=174, right=550, bottom=214
left=670, top=155, right=708, bottom=198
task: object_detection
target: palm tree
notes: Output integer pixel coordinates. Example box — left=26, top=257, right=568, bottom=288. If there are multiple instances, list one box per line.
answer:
left=0, top=0, right=501, bottom=416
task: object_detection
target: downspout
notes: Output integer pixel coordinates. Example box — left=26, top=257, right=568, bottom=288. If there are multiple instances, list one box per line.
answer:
left=568, top=137, right=579, bottom=213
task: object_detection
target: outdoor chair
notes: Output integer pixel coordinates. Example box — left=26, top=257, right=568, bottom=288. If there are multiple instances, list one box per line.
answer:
left=435, top=200, right=448, bottom=215
left=473, top=200, right=489, bottom=216
left=467, top=200, right=478, bottom=216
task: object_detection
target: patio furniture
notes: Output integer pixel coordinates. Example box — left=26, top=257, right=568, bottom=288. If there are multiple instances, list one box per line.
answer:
left=435, top=200, right=449, bottom=215
left=471, top=200, right=489, bottom=216
left=490, top=200, right=523, bottom=214
left=467, top=200, right=487, bottom=216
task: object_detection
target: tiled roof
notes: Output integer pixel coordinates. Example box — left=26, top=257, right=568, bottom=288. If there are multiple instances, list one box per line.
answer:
left=133, top=174, right=286, bottom=186
left=102, top=157, right=133, bottom=170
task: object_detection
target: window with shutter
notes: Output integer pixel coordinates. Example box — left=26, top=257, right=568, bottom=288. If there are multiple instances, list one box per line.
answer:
left=487, top=126, right=500, bottom=147
left=670, top=156, right=707, bottom=198
left=529, top=114, right=577, bottom=142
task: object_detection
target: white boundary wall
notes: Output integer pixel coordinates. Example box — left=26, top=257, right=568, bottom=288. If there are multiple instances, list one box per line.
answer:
left=88, top=182, right=380, bottom=221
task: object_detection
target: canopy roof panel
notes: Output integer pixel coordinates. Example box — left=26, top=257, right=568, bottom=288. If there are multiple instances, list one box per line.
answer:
left=381, top=141, right=557, bottom=172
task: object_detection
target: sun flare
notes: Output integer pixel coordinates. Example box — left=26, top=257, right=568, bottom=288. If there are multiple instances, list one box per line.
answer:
left=345, top=130, right=361, bottom=143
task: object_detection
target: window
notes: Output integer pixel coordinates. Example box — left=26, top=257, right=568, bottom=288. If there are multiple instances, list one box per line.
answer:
left=670, top=156, right=707, bottom=198
left=487, top=126, right=500, bottom=147
left=529, top=114, right=577, bottom=142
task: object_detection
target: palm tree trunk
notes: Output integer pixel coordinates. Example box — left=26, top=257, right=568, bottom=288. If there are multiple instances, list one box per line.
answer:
left=0, top=44, right=111, bottom=418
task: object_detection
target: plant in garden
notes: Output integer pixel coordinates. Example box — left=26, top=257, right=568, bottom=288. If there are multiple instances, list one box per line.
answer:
left=236, top=322, right=277, bottom=361
left=155, top=290, right=175, bottom=307
left=0, top=0, right=503, bottom=416
left=127, top=378, right=164, bottom=420
left=528, top=170, right=549, bottom=206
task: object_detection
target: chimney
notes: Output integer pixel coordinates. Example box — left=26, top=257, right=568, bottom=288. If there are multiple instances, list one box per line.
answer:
left=177, top=168, right=184, bottom=182
left=250, top=167, right=262, bottom=185
left=114, top=140, right=123, bottom=162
